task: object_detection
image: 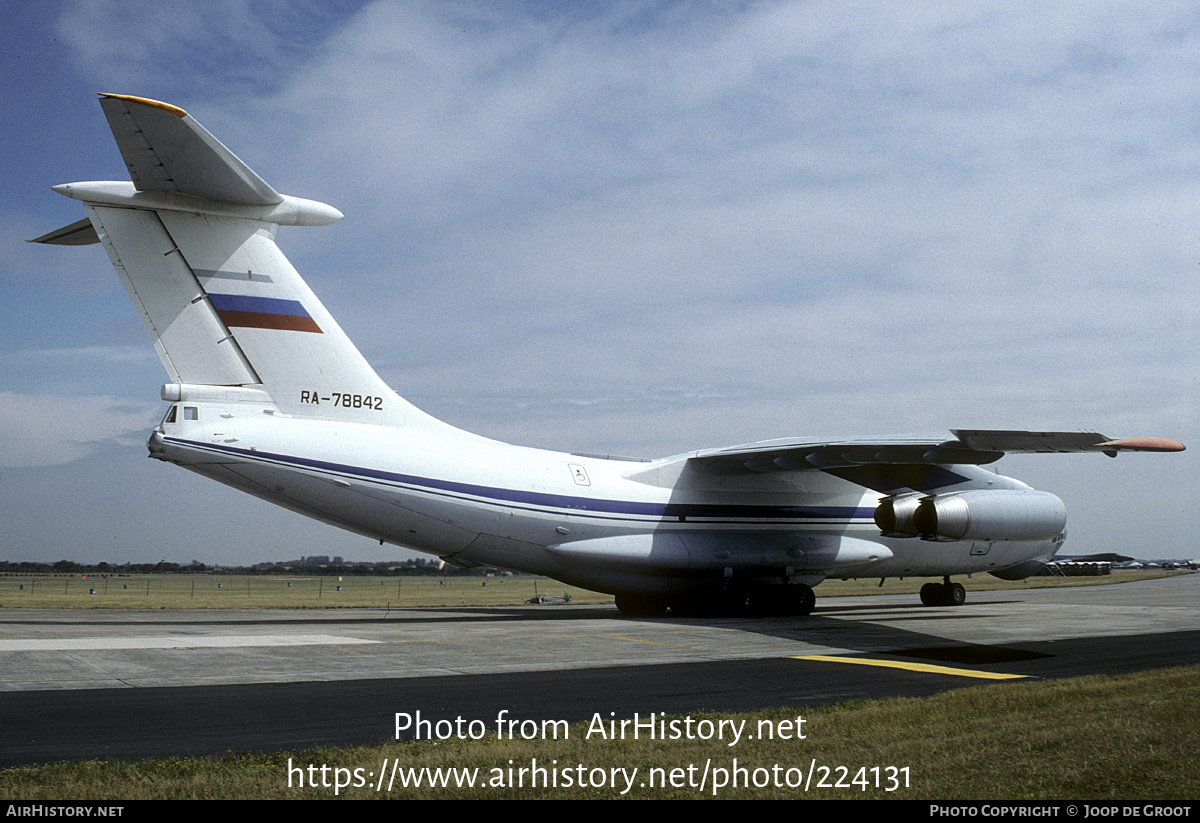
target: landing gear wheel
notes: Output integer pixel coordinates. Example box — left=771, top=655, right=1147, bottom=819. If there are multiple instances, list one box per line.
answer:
left=614, top=593, right=669, bottom=617
left=920, top=581, right=966, bottom=606
left=789, top=583, right=816, bottom=616
left=744, top=584, right=816, bottom=617
left=947, top=582, right=966, bottom=606
left=666, top=597, right=709, bottom=617
left=920, top=582, right=941, bottom=606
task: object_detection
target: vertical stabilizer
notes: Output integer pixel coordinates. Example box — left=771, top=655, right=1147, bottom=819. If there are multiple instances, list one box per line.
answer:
left=39, top=94, right=466, bottom=435
left=85, top=204, right=261, bottom=386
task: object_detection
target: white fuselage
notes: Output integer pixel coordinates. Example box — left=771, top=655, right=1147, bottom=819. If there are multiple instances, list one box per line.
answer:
left=154, top=400, right=1062, bottom=597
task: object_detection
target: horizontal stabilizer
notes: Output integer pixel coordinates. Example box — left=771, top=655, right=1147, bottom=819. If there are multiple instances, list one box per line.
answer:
left=29, top=218, right=99, bottom=246
left=98, top=93, right=282, bottom=206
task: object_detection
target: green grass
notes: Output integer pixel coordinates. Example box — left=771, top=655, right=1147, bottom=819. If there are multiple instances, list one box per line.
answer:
left=3, top=665, right=1197, bottom=799
left=0, top=574, right=611, bottom=609
left=0, top=570, right=1180, bottom=610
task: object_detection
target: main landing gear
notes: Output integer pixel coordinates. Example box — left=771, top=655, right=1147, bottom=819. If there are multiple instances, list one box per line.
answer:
left=920, top=577, right=966, bottom=607
left=750, top=583, right=816, bottom=617
left=613, top=593, right=670, bottom=618
left=615, top=583, right=816, bottom=618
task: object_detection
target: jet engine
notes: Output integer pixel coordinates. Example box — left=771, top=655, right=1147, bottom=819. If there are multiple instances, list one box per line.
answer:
left=877, top=490, right=1065, bottom=543
left=873, top=494, right=922, bottom=538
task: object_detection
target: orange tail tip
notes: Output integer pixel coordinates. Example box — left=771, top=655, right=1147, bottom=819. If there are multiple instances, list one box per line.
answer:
left=98, top=93, right=187, bottom=118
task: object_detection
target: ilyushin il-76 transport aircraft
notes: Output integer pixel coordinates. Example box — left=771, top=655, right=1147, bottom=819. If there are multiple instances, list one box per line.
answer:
left=36, top=94, right=1185, bottom=617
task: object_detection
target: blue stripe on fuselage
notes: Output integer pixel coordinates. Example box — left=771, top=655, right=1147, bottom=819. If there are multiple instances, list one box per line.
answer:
left=165, top=437, right=874, bottom=524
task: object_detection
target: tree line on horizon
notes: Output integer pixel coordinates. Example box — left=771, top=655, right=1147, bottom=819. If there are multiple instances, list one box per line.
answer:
left=0, top=557, right=500, bottom=577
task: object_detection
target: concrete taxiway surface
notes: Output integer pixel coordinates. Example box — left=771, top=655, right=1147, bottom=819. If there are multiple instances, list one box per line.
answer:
left=1, top=574, right=1197, bottom=692
left=1, top=574, right=1196, bottom=765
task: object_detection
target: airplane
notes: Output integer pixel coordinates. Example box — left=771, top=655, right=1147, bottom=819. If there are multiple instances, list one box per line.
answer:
left=34, top=93, right=1185, bottom=617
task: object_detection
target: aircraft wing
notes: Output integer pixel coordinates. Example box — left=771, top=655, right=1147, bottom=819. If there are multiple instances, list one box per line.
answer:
left=677, top=430, right=1184, bottom=494
left=97, top=93, right=282, bottom=206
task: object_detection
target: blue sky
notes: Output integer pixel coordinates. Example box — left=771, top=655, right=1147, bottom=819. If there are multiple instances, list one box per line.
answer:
left=2, top=1, right=1196, bottom=565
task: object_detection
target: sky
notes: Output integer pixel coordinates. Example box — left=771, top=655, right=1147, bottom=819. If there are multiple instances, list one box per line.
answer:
left=1, top=1, right=1196, bottom=566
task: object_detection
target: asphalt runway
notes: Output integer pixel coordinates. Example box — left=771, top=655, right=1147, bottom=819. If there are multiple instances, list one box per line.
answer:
left=1, top=574, right=1197, bottom=767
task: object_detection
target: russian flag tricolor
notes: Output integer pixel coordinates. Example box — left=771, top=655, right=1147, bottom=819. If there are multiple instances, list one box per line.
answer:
left=208, top=293, right=323, bottom=334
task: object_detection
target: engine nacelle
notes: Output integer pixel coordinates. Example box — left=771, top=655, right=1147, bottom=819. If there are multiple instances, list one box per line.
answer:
left=874, top=494, right=922, bottom=537
left=912, top=490, right=1065, bottom=542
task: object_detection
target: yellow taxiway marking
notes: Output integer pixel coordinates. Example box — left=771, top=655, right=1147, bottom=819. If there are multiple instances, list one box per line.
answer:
left=600, top=635, right=692, bottom=647
left=792, top=654, right=1028, bottom=680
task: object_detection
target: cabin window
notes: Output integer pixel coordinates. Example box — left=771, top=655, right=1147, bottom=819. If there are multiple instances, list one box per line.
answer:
left=184, top=406, right=198, bottom=421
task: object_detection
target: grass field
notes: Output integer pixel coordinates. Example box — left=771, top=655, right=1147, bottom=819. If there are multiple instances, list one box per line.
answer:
left=0, top=573, right=610, bottom=609
left=0, top=569, right=1180, bottom=610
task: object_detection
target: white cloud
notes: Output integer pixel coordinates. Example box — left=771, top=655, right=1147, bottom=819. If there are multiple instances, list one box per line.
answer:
left=48, top=2, right=1198, bottom=447
left=56, top=0, right=362, bottom=97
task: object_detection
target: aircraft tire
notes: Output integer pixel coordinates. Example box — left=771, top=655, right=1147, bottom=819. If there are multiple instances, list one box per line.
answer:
left=920, top=581, right=966, bottom=606
left=744, top=588, right=776, bottom=617
left=746, top=584, right=816, bottom=617
left=667, top=595, right=718, bottom=617
left=656, top=585, right=817, bottom=618
left=614, top=593, right=669, bottom=617
left=788, top=583, right=816, bottom=616
left=920, top=582, right=941, bottom=606
left=948, top=582, right=966, bottom=606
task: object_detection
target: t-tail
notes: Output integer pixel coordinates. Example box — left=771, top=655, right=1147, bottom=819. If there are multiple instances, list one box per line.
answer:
left=33, top=93, right=461, bottom=436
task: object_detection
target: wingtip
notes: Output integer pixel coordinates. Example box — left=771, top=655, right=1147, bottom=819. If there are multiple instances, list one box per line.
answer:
left=1098, top=437, right=1186, bottom=453
left=98, top=93, right=188, bottom=119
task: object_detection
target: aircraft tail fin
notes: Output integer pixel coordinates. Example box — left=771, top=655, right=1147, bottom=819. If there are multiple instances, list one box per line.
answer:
left=37, top=94, right=462, bottom=434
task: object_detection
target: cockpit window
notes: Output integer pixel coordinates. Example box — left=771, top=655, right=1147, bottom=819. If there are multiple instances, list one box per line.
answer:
left=162, top=405, right=178, bottom=424
left=184, top=406, right=198, bottom=421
